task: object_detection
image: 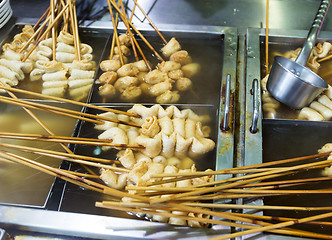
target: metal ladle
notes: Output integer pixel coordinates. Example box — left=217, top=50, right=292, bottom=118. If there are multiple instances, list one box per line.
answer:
left=267, top=0, right=330, bottom=109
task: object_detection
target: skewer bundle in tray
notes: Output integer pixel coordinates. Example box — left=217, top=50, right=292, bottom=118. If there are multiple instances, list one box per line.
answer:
left=96, top=0, right=201, bottom=103
left=0, top=0, right=97, bottom=102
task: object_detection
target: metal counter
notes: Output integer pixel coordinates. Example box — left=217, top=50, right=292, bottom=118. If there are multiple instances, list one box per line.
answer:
left=1, top=1, right=332, bottom=240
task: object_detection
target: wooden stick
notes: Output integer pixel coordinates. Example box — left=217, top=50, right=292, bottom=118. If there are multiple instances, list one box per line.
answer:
left=232, top=212, right=332, bottom=227
left=22, top=3, right=70, bottom=61
left=184, top=202, right=332, bottom=211
left=0, top=142, right=128, bottom=172
left=109, top=0, right=164, bottom=62
left=150, top=157, right=332, bottom=203
left=265, top=0, right=269, bottom=74
left=0, top=95, right=104, bottom=125
left=209, top=211, right=332, bottom=240
left=109, top=12, right=118, bottom=60
left=117, top=0, right=151, bottom=70
left=107, top=0, right=124, bottom=65
left=19, top=14, right=52, bottom=54
left=124, top=1, right=139, bottom=62
left=0, top=132, right=144, bottom=149
left=239, top=175, right=332, bottom=189
left=151, top=151, right=331, bottom=178
left=51, top=0, right=56, bottom=61
left=0, top=85, right=141, bottom=118
left=318, top=54, right=332, bottom=62
left=132, top=0, right=168, bottom=44
left=0, top=141, right=119, bottom=164
left=33, top=7, right=50, bottom=30
left=0, top=94, right=140, bottom=127
left=96, top=201, right=332, bottom=239
left=61, top=170, right=100, bottom=178
left=72, top=1, right=81, bottom=61
left=0, top=151, right=107, bottom=191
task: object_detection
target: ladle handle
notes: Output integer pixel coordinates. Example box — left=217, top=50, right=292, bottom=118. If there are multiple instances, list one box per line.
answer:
left=295, top=0, right=330, bottom=66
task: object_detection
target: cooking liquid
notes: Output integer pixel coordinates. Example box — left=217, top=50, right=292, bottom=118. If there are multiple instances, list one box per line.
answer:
left=0, top=102, right=79, bottom=206
left=91, top=30, right=224, bottom=105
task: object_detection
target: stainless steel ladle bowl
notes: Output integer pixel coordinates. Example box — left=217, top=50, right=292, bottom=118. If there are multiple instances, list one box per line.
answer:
left=267, top=0, right=330, bottom=109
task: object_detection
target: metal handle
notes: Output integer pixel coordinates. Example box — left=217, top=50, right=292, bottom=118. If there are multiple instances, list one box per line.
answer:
left=222, top=74, right=231, bottom=131
left=296, top=0, right=330, bottom=66
left=250, top=78, right=259, bottom=133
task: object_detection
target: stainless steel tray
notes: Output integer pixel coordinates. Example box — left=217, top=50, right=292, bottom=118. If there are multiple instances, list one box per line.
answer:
left=0, top=21, right=238, bottom=240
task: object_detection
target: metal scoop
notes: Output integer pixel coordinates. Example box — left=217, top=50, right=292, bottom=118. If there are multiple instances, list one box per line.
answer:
left=267, top=0, right=330, bottom=109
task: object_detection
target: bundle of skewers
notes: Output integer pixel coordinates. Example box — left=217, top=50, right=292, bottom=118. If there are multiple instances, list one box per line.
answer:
left=0, top=0, right=96, bottom=102
left=1, top=93, right=332, bottom=239
left=96, top=0, right=201, bottom=103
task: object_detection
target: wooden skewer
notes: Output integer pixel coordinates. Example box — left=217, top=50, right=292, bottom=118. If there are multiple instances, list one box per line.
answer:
left=132, top=0, right=168, bottom=45
left=118, top=0, right=140, bottom=62
left=109, top=0, right=164, bottom=62
left=0, top=85, right=141, bottom=118
left=109, top=12, right=118, bottom=60
left=265, top=0, right=269, bottom=74
left=72, top=1, right=81, bottom=61
left=318, top=54, right=332, bottom=62
left=0, top=150, right=107, bottom=192
left=232, top=212, right=332, bottom=227
left=96, top=201, right=252, bottom=229
left=150, top=157, right=332, bottom=203
left=0, top=141, right=119, bottom=164
left=61, top=170, right=100, bottom=178
left=107, top=0, right=124, bottom=65
left=147, top=169, right=294, bottom=188
left=51, top=0, right=56, bottom=61
left=68, top=0, right=80, bottom=61
left=33, top=7, right=50, bottom=30
left=0, top=132, right=144, bottom=149
left=117, top=0, right=151, bottom=70
left=123, top=1, right=139, bottom=62
left=238, top=175, right=332, bottom=189
left=19, top=14, right=52, bottom=54
left=184, top=202, right=332, bottom=211
left=209, top=211, right=332, bottom=240
left=1, top=150, right=149, bottom=202
left=0, top=94, right=140, bottom=127
left=96, top=201, right=332, bottom=240
left=0, top=142, right=127, bottom=172
left=0, top=95, right=104, bottom=125
left=22, top=3, right=70, bottom=62
left=151, top=152, right=331, bottom=178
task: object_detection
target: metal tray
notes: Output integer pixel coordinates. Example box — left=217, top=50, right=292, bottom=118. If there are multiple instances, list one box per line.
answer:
left=89, top=29, right=224, bottom=105
left=0, top=22, right=238, bottom=240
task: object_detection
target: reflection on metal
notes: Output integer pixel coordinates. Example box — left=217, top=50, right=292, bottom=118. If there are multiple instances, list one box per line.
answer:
left=222, top=74, right=231, bottom=131
left=250, top=78, right=259, bottom=134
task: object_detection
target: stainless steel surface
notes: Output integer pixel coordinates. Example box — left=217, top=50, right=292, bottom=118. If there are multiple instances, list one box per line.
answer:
left=267, top=0, right=329, bottom=109
left=0, top=228, right=6, bottom=240
left=250, top=78, right=260, bottom=133
left=245, top=28, right=263, bottom=167
left=222, top=74, right=231, bottom=131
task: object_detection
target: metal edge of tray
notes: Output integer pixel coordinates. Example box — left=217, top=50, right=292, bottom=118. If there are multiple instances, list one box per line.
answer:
left=0, top=20, right=238, bottom=239
left=245, top=28, right=263, bottom=167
